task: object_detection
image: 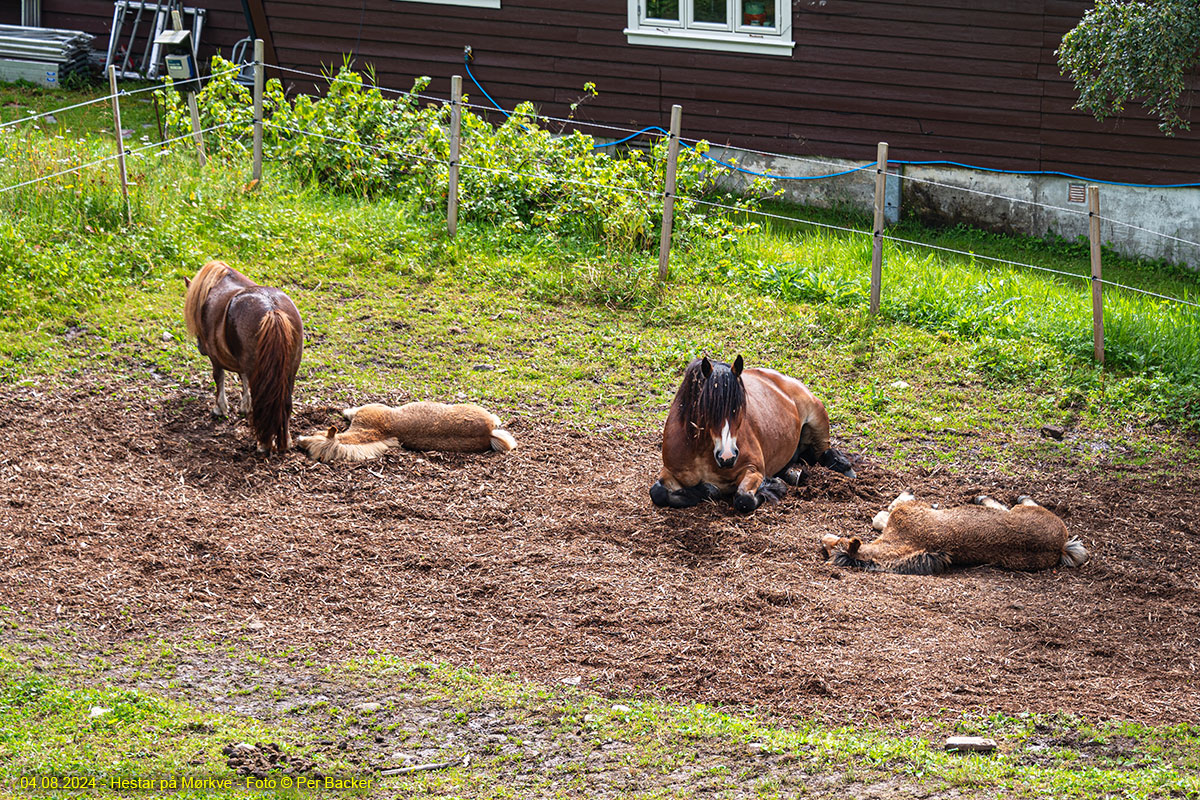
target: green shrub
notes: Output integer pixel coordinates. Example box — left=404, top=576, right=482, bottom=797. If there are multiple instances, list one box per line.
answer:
left=158, top=57, right=769, bottom=252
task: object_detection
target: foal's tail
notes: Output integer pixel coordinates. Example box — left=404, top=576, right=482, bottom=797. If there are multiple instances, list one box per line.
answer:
left=490, top=427, right=518, bottom=452
left=1059, top=536, right=1090, bottom=569
left=250, top=309, right=300, bottom=452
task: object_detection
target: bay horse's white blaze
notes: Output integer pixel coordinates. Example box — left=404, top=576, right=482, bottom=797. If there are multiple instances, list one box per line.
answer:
left=297, top=400, right=517, bottom=463
left=712, top=421, right=738, bottom=467
left=824, top=491, right=1089, bottom=575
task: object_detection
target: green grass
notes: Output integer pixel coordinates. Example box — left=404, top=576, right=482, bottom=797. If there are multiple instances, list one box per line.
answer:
left=3, top=632, right=1198, bottom=799
left=0, top=79, right=161, bottom=137
left=0, top=645, right=355, bottom=799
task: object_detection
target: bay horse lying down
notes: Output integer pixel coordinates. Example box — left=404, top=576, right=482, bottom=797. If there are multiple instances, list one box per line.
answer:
left=821, top=490, right=1089, bottom=574
left=184, top=260, right=303, bottom=453
left=297, top=401, right=517, bottom=462
left=650, top=355, right=855, bottom=513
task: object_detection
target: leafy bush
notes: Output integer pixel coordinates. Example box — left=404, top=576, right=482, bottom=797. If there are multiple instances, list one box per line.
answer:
left=158, top=57, right=769, bottom=251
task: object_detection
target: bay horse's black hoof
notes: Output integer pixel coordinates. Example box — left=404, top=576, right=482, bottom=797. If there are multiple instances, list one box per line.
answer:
left=733, top=491, right=759, bottom=513
left=819, top=448, right=857, bottom=479
left=651, top=480, right=713, bottom=508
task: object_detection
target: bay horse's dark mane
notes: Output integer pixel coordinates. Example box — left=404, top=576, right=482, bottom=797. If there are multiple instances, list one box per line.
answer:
left=676, top=358, right=745, bottom=440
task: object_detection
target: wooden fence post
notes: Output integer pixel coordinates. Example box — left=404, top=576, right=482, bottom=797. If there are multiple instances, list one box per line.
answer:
left=447, top=74, right=462, bottom=237
left=172, top=9, right=206, bottom=166
left=657, top=104, right=682, bottom=281
left=870, top=141, right=889, bottom=315
left=107, top=65, right=131, bottom=225
left=251, top=38, right=264, bottom=184
left=1088, top=185, right=1105, bottom=365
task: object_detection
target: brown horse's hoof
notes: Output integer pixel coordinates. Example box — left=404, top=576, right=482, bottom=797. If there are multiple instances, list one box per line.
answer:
left=733, top=491, right=758, bottom=513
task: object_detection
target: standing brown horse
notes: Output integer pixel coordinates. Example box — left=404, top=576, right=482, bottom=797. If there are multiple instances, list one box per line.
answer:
left=184, top=260, right=303, bottom=453
left=650, top=356, right=855, bottom=513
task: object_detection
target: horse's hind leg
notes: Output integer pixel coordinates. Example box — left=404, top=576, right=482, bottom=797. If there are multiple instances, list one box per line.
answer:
left=873, top=490, right=915, bottom=530
left=818, top=448, right=856, bottom=478
left=777, top=465, right=805, bottom=486
left=972, top=494, right=1010, bottom=512
left=237, top=373, right=252, bottom=415
left=888, top=490, right=916, bottom=511
left=1016, top=495, right=1040, bottom=507
left=211, top=364, right=229, bottom=418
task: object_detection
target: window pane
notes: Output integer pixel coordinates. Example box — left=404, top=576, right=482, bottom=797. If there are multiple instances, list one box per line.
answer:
left=694, top=0, right=726, bottom=24
left=646, top=0, right=679, bottom=20
left=741, top=0, right=775, bottom=26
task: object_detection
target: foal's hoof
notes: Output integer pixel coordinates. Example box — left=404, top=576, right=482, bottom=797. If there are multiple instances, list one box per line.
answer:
left=649, top=481, right=671, bottom=508
left=211, top=407, right=228, bottom=419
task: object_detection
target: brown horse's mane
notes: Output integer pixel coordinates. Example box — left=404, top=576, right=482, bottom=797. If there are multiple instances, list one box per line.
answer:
left=675, top=358, right=745, bottom=440
left=183, top=260, right=232, bottom=340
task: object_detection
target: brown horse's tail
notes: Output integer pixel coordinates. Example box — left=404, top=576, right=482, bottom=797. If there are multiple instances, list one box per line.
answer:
left=250, top=309, right=299, bottom=452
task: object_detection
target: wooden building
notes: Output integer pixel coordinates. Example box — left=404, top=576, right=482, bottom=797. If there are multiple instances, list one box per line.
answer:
left=14, top=0, right=1200, bottom=186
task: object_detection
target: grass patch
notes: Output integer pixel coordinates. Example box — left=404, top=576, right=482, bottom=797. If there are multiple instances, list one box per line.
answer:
left=3, top=630, right=1198, bottom=799
left=0, top=644, right=354, bottom=799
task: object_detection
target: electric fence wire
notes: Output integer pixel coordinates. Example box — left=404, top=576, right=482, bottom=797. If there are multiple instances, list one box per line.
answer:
left=261, top=121, right=665, bottom=201
left=270, top=57, right=1200, bottom=242
left=0, top=120, right=243, bottom=195
left=0, top=64, right=245, bottom=133
left=894, top=169, right=1200, bottom=252
left=460, top=54, right=1200, bottom=245
left=259, top=117, right=1200, bottom=310
left=464, top=53, right=873, bottom=179
left=679, top=134, right=875, bottom=175
left=682, top=193, right=1200, bottom=309
left=891, top=170, right=1091, bottom=219
left=22, top=66, right=1187, bottom=307
left=268, top=63, right=448, bottom=106
left=265, top=62, right=672, bottom=145
left=1091, top=214, right=1200, bottom=252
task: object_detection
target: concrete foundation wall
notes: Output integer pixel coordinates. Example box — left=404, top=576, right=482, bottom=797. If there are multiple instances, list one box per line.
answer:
left=708, top=146, right=1200, bottom=270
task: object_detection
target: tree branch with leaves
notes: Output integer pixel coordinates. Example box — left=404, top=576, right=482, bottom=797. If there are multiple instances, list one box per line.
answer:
left=1057, top=0, right=1200, bottom=135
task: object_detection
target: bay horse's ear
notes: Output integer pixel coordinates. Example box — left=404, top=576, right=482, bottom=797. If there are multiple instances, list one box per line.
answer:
left=847, top=537, right=862, bottom=555
left=701, top=356, right=713, bottom=378
left=732, top=355, right=744, bottom=375
left=326, top=425, right=337, bottom=439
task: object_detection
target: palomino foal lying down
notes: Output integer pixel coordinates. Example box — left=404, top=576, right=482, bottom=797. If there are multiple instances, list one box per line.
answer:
left=821, top=491, right=1089, bottom=574
left=297, top=401, right=516, bottom=462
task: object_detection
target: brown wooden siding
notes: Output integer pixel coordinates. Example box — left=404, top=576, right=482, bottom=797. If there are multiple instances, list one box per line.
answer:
left=36, top=0, right=1200, bottom=185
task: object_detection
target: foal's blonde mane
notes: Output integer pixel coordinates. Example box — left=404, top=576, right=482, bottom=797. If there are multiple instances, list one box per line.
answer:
left=183, top=260, right=232, bottom=339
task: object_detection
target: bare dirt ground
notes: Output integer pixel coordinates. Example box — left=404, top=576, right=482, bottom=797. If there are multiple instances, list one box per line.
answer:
left=3, top=377, right=1199, bottom=725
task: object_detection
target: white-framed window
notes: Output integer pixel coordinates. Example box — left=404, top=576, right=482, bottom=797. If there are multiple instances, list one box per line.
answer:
left=392, top=0, right=500, bottom=8
left=625, top=0, right=793, bottom=56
